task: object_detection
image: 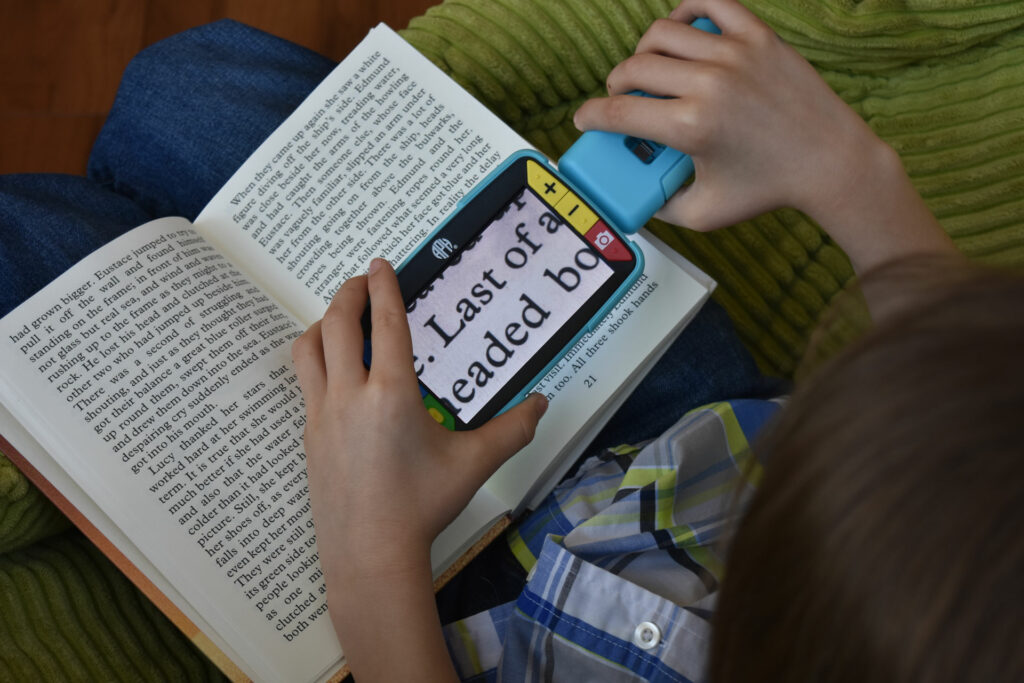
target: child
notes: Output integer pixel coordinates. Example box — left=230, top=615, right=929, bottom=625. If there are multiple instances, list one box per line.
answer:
left=711, top=256, right=1023, bottom=683
left=294, top=1, right=1020, bottom=681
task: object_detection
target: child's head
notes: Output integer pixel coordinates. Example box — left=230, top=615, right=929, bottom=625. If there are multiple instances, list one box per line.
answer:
left=711, top=258, right=1023, bottom=683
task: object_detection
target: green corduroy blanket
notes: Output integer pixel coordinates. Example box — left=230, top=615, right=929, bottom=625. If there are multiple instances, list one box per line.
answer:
left=3, top=0, right=1024, bottom=678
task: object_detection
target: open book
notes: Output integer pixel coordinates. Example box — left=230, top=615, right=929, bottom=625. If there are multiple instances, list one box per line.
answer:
left=0, top=25, right=712, bottom=683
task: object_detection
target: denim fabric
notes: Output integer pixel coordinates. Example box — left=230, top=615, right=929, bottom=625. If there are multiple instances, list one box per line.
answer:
left=0, top=175, right=152, bottom=317
left=589, top=298, right=786, bottom=452
left=0, top=20, right=334, bottom=317
left=88, top=19, right=335, bottom=220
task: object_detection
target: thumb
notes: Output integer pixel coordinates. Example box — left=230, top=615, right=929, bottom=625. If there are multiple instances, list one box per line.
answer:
left=464, top=393, right=549, bottom=479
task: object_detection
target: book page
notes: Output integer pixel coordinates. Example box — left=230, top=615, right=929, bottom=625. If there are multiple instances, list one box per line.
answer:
left=195, top=24, right=530, bottom=326
left=0, top=219, right=340, bottom=683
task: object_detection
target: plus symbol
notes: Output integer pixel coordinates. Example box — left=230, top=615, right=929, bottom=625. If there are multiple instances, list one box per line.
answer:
left=544, top=181, right=556, bottom=195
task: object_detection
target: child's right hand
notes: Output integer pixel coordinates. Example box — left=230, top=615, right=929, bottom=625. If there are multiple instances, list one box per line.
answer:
left=574, top=0, right=883, bottom=232
left=574, top=0, right=955, bottom=274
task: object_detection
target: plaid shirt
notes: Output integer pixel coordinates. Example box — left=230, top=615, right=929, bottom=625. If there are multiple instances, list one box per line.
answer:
left=443, top=399, right=783, bottom=682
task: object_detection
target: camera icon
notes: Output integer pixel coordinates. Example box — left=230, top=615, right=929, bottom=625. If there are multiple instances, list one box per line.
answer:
left=593, top=230, right=614, bottom=250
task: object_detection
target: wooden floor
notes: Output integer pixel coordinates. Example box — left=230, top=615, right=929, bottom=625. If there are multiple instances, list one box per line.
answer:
left=0, top=0, right=437, bottom=175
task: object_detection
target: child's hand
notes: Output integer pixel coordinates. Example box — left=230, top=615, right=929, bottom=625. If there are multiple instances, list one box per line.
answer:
left=293, top=258, right=547, bottom=579
left=573, top=0, right=884, bottom=232
left=292, top=259, right=546, bottom=681
left=573, top=0, right=955, bottom=274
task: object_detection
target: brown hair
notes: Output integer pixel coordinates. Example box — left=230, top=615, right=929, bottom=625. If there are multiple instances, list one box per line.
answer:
left=710, top=257, right=1024, bottom=683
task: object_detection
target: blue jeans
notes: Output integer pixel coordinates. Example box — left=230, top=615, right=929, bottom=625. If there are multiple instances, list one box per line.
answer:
left=0, top=19, right=781, bottom=624
left=0, top=20, right=335, bottom=317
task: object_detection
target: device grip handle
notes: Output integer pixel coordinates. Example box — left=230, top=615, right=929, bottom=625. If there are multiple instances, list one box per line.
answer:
left=557, top=17, right=720, bottom=234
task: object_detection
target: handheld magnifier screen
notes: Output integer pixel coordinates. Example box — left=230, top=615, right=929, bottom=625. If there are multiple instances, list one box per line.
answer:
left=362, top=151, right=643, bottom=430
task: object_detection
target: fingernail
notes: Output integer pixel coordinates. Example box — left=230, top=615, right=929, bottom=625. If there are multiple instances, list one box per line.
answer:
left=532, top=393, right=549, bottom=418
left=368, top=258, right=385, bottom=275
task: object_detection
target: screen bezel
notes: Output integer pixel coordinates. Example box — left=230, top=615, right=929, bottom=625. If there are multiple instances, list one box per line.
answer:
left=367, top=153, right=640, bottom=430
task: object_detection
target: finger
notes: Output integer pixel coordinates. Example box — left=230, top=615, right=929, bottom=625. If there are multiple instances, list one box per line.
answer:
left=655, top=182, right=736, bottom=232
left=366, top=258, right=419, bottom=389
left=634, top=17, right=726, bottom=62
left=292, top=322, right=328, bottom=414
left=574, top=94, right=700, bottom=150
left=320, top=275, right=370, bottom=390
left=670, top=0, right=764, bottom=35
left=606, top=53, right=713, bottom=98
left=461, top=394, right=548, bottom=483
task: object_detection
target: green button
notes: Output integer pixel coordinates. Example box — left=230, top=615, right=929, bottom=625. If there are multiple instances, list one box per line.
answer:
left=423, top=394, right=455, bottom=430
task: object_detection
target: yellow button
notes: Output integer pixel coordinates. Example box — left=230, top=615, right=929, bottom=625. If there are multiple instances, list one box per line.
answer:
left=427, top=407, right=445, bottom=424
left=554, top=191, right=598, bottom=234
left=527, top=160, right=568, bottom=207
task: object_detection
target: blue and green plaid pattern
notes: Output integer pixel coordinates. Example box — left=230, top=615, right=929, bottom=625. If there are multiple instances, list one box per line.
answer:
left=444, top=399, right=783, bottom=682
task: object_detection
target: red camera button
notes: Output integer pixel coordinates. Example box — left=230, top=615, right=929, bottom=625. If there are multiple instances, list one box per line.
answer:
left=585, top=221, right=632, bottom=261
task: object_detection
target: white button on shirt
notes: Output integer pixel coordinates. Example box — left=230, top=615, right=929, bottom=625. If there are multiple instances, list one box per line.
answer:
left=633, top=621, right=662, bottom=650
